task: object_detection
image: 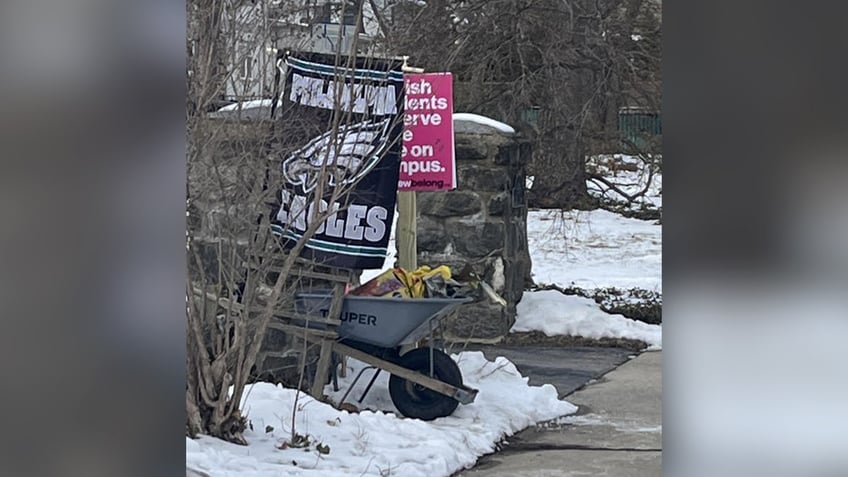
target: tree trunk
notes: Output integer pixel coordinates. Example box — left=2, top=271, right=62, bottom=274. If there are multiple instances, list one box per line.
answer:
left=528, top=131, right=594, bottom=209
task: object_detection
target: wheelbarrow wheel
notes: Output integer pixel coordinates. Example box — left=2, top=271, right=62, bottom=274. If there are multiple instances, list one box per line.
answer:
left=389, top=348, right=462, bottom=420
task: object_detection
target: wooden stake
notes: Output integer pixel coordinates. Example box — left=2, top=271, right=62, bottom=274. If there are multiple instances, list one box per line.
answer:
left=396, top=191, right=418, bottom=270
left=398, top=57, right=423, bottom=271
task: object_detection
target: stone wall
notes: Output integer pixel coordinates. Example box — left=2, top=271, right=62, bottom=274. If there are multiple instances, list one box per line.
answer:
left=416, top=118, right=532, bottom=343
left=188, top=119, right=307, bottom=385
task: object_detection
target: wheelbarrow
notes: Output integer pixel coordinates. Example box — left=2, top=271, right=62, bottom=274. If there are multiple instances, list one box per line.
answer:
left=294, top=292, right=477, bottom=420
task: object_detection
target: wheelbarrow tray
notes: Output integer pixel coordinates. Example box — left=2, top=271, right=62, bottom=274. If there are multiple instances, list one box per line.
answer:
left=295, top=293, right=470, bottom=348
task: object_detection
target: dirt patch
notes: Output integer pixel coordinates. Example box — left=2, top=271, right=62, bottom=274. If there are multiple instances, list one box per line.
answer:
left=531, top=284, right=662, bottom=325
left=599, top=201, right=662, bottom=222
left=503, top=331, right=648, bottom=351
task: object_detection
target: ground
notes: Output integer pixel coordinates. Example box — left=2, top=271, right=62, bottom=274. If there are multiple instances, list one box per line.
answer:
left=455, top=350, right=661, bottom=477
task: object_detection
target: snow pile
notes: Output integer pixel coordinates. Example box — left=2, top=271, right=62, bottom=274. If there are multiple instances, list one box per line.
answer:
left=528, top=209, right=662, bottom=292
left=453, top=113, right=515, bottom=134
left=186, top=351, right=575, bottom=477
left=512, top=290, right=662, bottom=348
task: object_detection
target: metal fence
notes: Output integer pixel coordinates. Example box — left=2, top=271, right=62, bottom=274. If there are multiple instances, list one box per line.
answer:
left=618, top=108, right=662, bottom=151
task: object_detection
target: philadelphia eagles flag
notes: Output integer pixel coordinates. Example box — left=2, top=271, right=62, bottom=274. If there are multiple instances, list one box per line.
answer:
left=270, top=52, right=405, bottom=269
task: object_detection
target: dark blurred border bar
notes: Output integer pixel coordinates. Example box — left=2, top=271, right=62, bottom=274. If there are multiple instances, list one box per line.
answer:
left=666, top=1, right=848, bottom=476
left=0, top=1, right=186, bottom=476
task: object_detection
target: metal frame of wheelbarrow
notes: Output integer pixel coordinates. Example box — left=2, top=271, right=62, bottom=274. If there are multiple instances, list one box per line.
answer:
left=193, top=281, right=479, bottom=413
left=333, top=341, right=478, bottom=406
left=292, top=294, right=479, bottom=410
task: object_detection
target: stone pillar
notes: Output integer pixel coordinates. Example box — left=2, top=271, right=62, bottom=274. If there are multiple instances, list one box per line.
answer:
left=416, top=118, right=532, bottom=343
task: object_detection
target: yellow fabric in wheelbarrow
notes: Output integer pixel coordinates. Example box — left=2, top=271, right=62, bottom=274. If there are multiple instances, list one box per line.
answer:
left=396, top=265, right=452, bottom=298
left=349, top=265, right=452, bottom=298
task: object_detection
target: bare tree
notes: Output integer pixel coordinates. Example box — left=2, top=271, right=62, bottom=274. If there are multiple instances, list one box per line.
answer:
left=367, top=0, right=661, bottom=209
left=186, top=0, right=404, bottom=444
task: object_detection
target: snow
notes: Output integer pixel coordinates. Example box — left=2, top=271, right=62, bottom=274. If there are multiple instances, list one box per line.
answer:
left=515, top=157, right=663, bottom=346
left=552, top=414, right=662, bottom=434
left=512, top=290, right=662, bottom=348
left=216, top=99, right=282, bottom=112
left=586, top=154, right=663, bottom=210
left=453, top=113, right=516, bottom=134
left=186, top=351, right=576, bottom=477
left=359, top=206, right=397, bottom=283
left=527, top=209, right=662, bottom=292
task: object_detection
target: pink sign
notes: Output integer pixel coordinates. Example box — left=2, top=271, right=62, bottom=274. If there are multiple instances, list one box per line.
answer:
left=398, top=73, right=455, bottom=191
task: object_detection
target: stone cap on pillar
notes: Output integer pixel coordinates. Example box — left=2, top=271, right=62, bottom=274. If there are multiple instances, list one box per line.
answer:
left=453, top=113, right=516, bottom=136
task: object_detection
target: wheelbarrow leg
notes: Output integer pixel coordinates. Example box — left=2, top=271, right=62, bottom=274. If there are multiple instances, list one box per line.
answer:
left=337, top=365, right=377, bottom=408
left=429, top=320, right=435, bottom=377
left=331, top=353, right=339, bottom=392
left=358, top=369, right=381, bottom=403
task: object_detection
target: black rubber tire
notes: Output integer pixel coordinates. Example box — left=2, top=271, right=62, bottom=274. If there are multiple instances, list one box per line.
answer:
left=389, top=348, right=462, bottom=420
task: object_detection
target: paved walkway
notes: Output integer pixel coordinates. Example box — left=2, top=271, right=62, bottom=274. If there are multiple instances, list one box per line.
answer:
left=456, top=350, right=662, bottom=476
left=455, top=344, right=636, bottom=398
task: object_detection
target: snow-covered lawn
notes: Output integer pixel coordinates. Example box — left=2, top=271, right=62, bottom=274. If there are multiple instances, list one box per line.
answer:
left=186, top=352, right=575, bottom=477
left=528, top=209, right=661, bottom=292
left=534, top=154, right=662, bottom=292
left=519, top=155, right=662, bottom=347
left=512, top=290, right=662, bottom=349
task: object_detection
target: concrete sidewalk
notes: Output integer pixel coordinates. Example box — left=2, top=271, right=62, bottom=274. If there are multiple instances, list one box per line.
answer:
left=456, top=350, right=662, bottom=476
left=462, top=345, right=636, bottom=398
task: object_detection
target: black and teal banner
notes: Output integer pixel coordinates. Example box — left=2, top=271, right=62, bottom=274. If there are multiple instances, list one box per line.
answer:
left=270, top=52, right=404, bottom=269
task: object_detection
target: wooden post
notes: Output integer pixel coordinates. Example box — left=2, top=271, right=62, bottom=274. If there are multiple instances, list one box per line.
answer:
left=398, top=57, right=424, bottom=271
left=309, top=278, right=348, bottom=398
left=396, top=191, right=417, bottom=270
left=310, top=339, right=335, bottom=399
